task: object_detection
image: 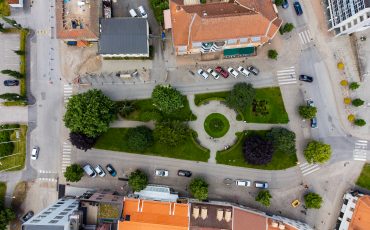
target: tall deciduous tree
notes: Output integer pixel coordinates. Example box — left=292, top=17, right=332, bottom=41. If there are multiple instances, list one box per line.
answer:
left=69, top=132, right=97, bottom=151
left=298, top=105, right=317, bottom=119
left=304, top=192, right=323, bottom=209
left=128, top=170, right=148, bottom=192
left=267, top=127, right=296, bottom=154
left=268, top=49, right=278, bottom=60
left=0, top=208, right=15, bottom=230
left=304, top=140, right=331, bottom=163
left=243, top=135, right=274, bottom=165
left=255, top=190, right=272, bottom=207
left=126, top=126, right=153, bottom=152
left=151, top=85, right=184, bottom=114
left=189, top=178, right=208, bottom=201
left=64, top=164, right=84, bottom=182
left=153, top=120, right=189, bottom=146
left=225, top=83, right=255, bottom=112
left=63, top=89, right=116, bottom=138
left=0, top=93, right=25, bottom=102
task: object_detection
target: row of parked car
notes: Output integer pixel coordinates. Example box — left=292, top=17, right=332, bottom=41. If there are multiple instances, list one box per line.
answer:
left=83, top=164, right=117, bottom=177
left=197, top=65, right=259, bottom=80
left=235, top=179, right=269, bottom=189
left=282, top=0, right=303, bottom=16
left=129, top=5, right=147, bottom=18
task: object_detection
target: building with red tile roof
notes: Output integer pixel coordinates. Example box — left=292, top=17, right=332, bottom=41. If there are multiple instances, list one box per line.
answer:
left=8, top=0, right=23, bottom=7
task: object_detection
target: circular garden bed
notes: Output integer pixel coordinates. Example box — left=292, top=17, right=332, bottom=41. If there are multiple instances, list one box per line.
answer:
left=204, top=113, right=230, bottom=138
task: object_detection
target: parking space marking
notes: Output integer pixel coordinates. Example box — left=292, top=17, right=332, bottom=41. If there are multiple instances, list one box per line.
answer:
left=277, top=67, right=297, bottom=85
left=353, top=140, right=368, bottom=161
left=299, top=163, right=320, bottom=176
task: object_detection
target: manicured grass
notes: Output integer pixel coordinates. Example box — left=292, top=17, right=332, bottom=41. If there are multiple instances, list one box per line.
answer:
left=19, top=29, right=29, bottom=97
left=0, top=182, right=6, bottom=205
left=356, top=163, right=370, bottom=190
left=216, top=130, right=297, bottom=170
left=204, top=113, right=230, bottom=138
left=2, top=101, right=27, bottom=106
left=194, top=91, right=229, bottom=106
left=95, top=128, right=210, bottom=162
left=124, top=96, right=196, bottom=122
left=0, top=125, right=27, bottom=172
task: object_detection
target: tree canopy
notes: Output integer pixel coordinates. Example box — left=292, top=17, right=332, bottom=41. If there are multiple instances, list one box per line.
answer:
left=225, top=83, right=256, bottom=112
left=153, top=120, right=189, bottom=146
left=352, top=98, right=364, bottom=107
left=64, top=164, right=84, bottom=182
left=0, top=208, right=15, bottom=230
left=64, top=89, right=116, bottom=138
left=243, top=135, right=274, bottom=165
left=128, top=170, right=148, bottom=192
left=69, top=132, right=97, bottom=151
left=189, top=178, right=208, bottom=201
left=255, top=190, right=272, bottom=207
left=354, top=119, right=366, bottom=127
left=298, top=105, right=317, bottom=119
left=304, top=192, right=323, bottom=209
left=151, top=85, right=184, bottom=114
left=126, top=126, right=153, bottom=152
left=268, top=50, right=278, bottom=60
left=349, top=82, right=360, bottom=90
left=304, top=140, right=332, bottom=163
left=267, top=127, right=296, bottom=154
left=274, top=0, right=284, bottom=6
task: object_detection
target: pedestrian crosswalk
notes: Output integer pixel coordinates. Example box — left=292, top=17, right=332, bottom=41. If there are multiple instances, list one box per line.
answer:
left=276, top=66, right=297, bottom=86
left=298, top=29, right=313, bottom=45
left=353, top=140, right=368, bottom=161
left=299, top=162, right=320, bottom=176
left=64, top=84, right=73, bottom=103
left=61, top=142, right=72, bottom=172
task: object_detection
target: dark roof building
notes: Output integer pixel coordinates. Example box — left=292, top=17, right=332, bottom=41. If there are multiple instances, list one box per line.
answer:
left=99, top=18, right=149, bottom=57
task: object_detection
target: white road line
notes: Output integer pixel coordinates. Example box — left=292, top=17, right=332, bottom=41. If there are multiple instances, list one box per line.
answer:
left=299, top=163, right=320, bottom=176
left=357, top=140, right=368, bottom=143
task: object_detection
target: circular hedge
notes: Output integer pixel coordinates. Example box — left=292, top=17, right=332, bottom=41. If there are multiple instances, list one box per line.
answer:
left=204, top=113, right=230, bottom=138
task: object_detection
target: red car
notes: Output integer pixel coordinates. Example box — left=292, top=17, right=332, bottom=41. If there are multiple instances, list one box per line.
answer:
left=215, top=66, right=229, bottom=78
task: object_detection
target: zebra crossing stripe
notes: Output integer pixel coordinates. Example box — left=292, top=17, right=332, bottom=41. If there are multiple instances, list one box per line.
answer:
left=299, top=163, right=320, bottom=176
left=357, top=140, right=368, bottom=143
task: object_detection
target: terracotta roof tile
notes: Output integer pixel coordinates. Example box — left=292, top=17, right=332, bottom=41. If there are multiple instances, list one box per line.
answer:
left=233, top=207, right=266, bottom=230
left=349, top=196, right=370, bottom=230
left=8, top=0, right=20, bottom=4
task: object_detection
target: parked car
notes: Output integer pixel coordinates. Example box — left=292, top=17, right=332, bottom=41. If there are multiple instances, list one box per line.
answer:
left=235, top=179, right=251, bottom=187
left=247, top=65, right=260, bottom=75
left=177, top=170, right=192, bottom=177
left=95, top=165, right=106, bottom=177
left=215, top=66, right=229, bottom=78
left=31, top=146, right=39, bottom=160
left=105, top=164, right=117, bottom=177
left=21, top=211, right=34, bottom=223
left=237, top=66, right=250, bottom=77
left=254, top=181, right=269, bottom=189
left=282, top=0, right=289, bottom=9
left=4, top=80, right=19, bottom=86
left=137, top=6, right=148, bottom=18
left=129, top=9, right=138, bottom=17
left=307, top=99, right=315, bottom=107
left=299, top=75, right=313, bottom=82
left=83, top=164, right=96, bottom=177
left=207, top=68, right=219, bottom=80
left=155, top=169, right=169, bottom=177
left=293, top=1, right=303, bottom=15
left=197, top=69, right=209, bottom=79
left=228, top=67, right=239, bottom=78
left=311, top=117, right=318, bottom=128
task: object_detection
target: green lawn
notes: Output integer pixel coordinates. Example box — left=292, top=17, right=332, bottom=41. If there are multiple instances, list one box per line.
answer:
left=356, top=163, right=370, bottom=190
left=0, top=125, right=27, bottom=172
left=204, top=113, right=230, bottom=138
left=19, top=29, right=29, bottom=97
left=194, top=91, right=229, bottom=106
left=216, top=130, right=297, bottom=170
left=124, top=96, right=196, bottom=122
left=95, top=128, right=210, bottom=162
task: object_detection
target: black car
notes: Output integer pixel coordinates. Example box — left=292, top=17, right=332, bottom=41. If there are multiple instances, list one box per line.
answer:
left=105, top=164, right=117, bottom=177
left=299, top=75, right=313, bottom=82
left=247, top=65, right=259, bottom=75
left=177, top=170, right=192, bottom=177
left=21, top=211, right=34, bottom=223
left=294, top=1, right=303, bottom=15
left=282, top=0, right=289, bottom=9
left=4, top=80, right=19, bottom=86
left=311, top=117, right=318, bottom=128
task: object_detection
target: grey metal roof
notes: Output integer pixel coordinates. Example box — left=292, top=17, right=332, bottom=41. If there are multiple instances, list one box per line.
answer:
left=99, top=18, right=149, bottom=55
left=22, top=225, right=64, bottom=230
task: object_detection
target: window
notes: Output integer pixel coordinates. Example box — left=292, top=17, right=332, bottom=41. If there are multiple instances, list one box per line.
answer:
left=354, top=19, right=357, bottom=25
left=227, top=39, right=237, bottom=45
left=240, top=38, right=248, bottom=43
left=59, top=212, right=68, bottom=215
left=360, top=16, right=364, bottom=22
left=53, top=205, right=61, bottom=208
left=367, top=12, right=370, bottom=18
left=49, top=220, right=59, bottom=223
left=43, top=212, right=52, bottom=215
left=251, top=36, right=261, bottom=42
left=192, top=42, right=202, bottom=48
left=348, top=22, right=351, bottom=28
left=31, top=220, right=40, bottom=223
left=54, top=216, right=64, bottom=219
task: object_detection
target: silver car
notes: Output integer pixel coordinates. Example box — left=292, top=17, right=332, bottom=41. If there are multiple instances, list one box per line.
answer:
left=197, top=69, right=209, bottom=79
left=228, top=67, right=239, bottom=78
left=207, top=68, right=219, bottom=79
left=155, top=169, right=169, bottom=177
left=94, top=165, right=106, bottom=177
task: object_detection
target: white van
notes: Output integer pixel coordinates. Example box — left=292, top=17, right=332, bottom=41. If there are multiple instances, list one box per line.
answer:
left=138, top=6, right=148, bottom=18
left=235, top=179, right=251, bottom=187
left=129, top=9, right=138, bottom=17
left=31, top=146, right=39, bottom=160
left=83, top=164, right=96, bottom=177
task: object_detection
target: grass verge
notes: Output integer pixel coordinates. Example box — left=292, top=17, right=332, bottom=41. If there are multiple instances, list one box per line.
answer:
left=0, top=125, right=27, bottom=171
left=216, top=130, right=297, bottom=170
left=0, top=182, right=6, bottom=205
left=204, top=113, right=230, bottom=138
left=356, top=163, right=370, bottom=190
left=95, top=128, right=210, bottom=162
left=194, top=91, right=229, bottom=106
left=19, top=29, right=29, bottom=97
left=2, top=101, right=27, bottom=106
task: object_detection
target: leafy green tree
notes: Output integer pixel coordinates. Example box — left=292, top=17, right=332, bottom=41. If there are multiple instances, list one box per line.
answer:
left=225, top=83, right=255, bottom=112
left=354, top=119, right=366, bottom=127
left=349, top=82, right=360, bottom=90
left=1, top=69, right=24, bottom=79
left=13, top=50, right=25, bottom=55
left=282, top=23, right=294, bottom=33
left=298, top=105, right=317, bottom=119
left=189, top=178, right=208, bottom=201
left=152, top=85, right=184, bottom=114
left=268, top=49, right=278, bottom=60
left=274, top=0, right=284, bottom=6
left=153, top=120, right=189, bottom=146
left=64, top=164, right=84, bottom=182
left=0, top=1, right=11, bottom=17
left=128, top=169, right=148, bottom=192
left=0, top=208, right=15, bottom=230
left=0, top=93, right=25, bottom=102
left=69, top=132, right=97, bottom=151
left=243, top=135, right=274, bottom=165
left=1, top=17, right=21, bottom=29
left=255, top=190, right=272, bottom=207
left=126, top=126, right=153, bottom=152
left=304, top=140, right=332, bottom=163
left=352, top=98, right=364, bottom=107
left=267, top=127, right=296, bottom=154
left=304, top=192, right=323, bottom=209
left=64, top=89, right=116, bottom=138
left=116, top=101, right=135, bottom=118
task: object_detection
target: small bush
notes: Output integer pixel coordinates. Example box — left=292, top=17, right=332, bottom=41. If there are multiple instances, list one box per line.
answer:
left=352, top=98, right=364, bottom=107
left=349, top=82, right=360, bottom=90
left=268, top=50, right=278, bottom=60
left=340, top=80, right=348, bottom=86
left=354, top=119, right=366, bottom=127
left=348, top=114, right=355, bottom=122
left=116, top=101, right=135, bottom=118
left=126, top=126, right=154, bottom=152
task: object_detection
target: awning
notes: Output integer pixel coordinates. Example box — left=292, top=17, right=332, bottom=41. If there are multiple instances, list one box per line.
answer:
left=163, top=9, right=172, bottom=29
left=224, top=47, right=256, bottom=58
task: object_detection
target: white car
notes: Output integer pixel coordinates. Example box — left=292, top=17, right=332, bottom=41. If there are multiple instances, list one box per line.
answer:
left=197, top=69, right=209, bottom=79
left=237, top=66, right=250, bottom=77
left=94, top=165, right=106, bottom=177
left=129, top=9, right=138, bottom=17
left=228, top=67, right=239, bottom=78
left=155, top=169, right=169, bottom=177
left=207, top=68, right=219, bottom=79
left=31, top=146, right=39, bottom=160
left=138, top=6, right=148, bottom=18
left=235, top=179, right=251, bottom=187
